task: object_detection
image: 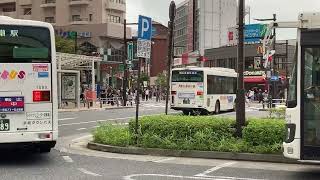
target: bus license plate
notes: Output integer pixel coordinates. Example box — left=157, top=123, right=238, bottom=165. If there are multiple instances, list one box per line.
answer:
left=0, top=119, right=10, bottom=131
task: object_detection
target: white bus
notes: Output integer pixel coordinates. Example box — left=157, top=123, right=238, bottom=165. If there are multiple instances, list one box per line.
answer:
left=262, top=13, right=320, bottom=161
left=170, top=67, right=237, bottom=115
left=0, top=16, right=57, bottom=152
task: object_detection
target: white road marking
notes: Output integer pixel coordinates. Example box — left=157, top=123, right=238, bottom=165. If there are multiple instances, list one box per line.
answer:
left=62, top=156, right=73, bottom=163
left=195, top=162, right=237, bottom=177
left=77, top=168, right=102, bottom=177
left=71, top=135, right=92, bottom=142
left=153, top=157, right=176, bottom=163
left=77, top=128, right=87, bottom=131
left=123, top=174, right=264, bottom=180
left=58, top=117, right=76, bottom=121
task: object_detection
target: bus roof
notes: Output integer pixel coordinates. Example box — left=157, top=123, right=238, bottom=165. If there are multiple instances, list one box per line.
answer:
left=0, top=16, right=54, bottom=30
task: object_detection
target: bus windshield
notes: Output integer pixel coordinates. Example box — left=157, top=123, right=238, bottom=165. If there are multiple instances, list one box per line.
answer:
left=0, top=25, right=51, bottom=63
left=172, top=70, right=204, bottom=82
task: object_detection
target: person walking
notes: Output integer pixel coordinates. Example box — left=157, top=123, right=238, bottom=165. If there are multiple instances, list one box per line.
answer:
left=145, top=88, right=150, bottom=101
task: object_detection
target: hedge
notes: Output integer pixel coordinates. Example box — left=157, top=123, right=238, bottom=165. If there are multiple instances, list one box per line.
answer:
left=93, top=115, right=285, bottom=154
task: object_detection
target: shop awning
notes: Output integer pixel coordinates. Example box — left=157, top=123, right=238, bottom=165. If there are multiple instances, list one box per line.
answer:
left=244, top=76, right=266, bottom=83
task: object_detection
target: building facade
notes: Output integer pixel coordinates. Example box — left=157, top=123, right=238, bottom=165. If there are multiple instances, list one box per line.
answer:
left=0, top=0, right=132, bottom=87
left=174, top=0, right=237, bottom=64
left=204, top=43, right=296, bottom=96
left=0, top=0, right=126, bottom=26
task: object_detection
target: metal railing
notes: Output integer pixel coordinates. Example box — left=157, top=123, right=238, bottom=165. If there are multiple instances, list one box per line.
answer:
left=262, top=98, right=286, bottom=109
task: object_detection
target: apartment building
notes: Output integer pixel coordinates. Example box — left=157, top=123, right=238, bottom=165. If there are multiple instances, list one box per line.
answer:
left=0, top=0, right=131, bottom=58
left=0, top=0, right=125, bottom=25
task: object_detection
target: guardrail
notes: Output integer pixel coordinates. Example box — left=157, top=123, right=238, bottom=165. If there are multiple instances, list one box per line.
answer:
left=81, top=96, right=135, bottom=109
left=262, top=98, right=286, bottom=109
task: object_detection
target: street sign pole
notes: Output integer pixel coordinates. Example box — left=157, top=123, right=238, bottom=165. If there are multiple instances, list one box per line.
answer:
left=135, top=15, right=152, bottom=144
left=135, top=57, right=142, bottom=144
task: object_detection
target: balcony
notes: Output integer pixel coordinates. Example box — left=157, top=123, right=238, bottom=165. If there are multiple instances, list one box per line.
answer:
left=70, top=17, right=89, bottom=25
left=105, top=1, right=126, bottom=12
left=40, top=0, right=56, bottom=8
left=69, top=0, right=90, bottom=6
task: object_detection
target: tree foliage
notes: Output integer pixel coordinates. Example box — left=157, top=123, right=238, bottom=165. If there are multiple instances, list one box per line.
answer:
left=155, top=73, right=167, bottom=88
left=55, top=36, right=75, bottom=54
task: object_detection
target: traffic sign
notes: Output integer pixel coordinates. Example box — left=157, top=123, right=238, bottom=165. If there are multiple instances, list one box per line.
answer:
left=137, top=39, right=152, bottom=59
left=138, top=15, right=152, bottom=40
left=127, top=42, right=134, bottom=61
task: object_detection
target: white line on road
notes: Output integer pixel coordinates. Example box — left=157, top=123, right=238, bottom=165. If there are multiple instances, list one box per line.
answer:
left=77, top=128, right=87, bottom=131
left=71, top=135, right=92, bottom=142
left=78, top=168, right=102, bottom=177
left=153, top=157, right=176, bottom=163
left=59, top=117, right=76, bottom=121
left=62, top=156, right=74, bottom=163
left=195, top=162, right=237, bottom=177
left=123, top=174, right=264, bottom=180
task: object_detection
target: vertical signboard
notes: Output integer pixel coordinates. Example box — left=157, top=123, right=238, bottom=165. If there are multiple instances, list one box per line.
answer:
left=137, top=15, right=152, bottom=59
left=187, top=0, right=194, bottom=52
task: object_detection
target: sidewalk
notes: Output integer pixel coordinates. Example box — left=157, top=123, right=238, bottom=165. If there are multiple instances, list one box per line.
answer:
left=58, top=102, right=134, bottom=112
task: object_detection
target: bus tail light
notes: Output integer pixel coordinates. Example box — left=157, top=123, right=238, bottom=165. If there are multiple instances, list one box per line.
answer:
left=197, top=91, right=204, bottom=96
left=171, top=91, right=177, bottom=95
left=39, top=133, right=51, bottom=139
left=33, top=91, right=51, bottom=102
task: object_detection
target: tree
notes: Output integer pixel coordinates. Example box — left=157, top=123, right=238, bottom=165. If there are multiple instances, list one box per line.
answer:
left=55, top=36, right=75, bottom=54
left=155, top=72, right=167, bottom=89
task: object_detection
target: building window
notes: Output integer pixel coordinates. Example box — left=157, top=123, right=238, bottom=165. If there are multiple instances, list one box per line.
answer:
left=108, top=14, right=121, bottom=23
left=44, top=17, right=55, bottom=23
left=89, top=14, right=93, bottom=21
left=72, top=15, right=81, bottom=21
left=23, top=8, right=32, bottom=15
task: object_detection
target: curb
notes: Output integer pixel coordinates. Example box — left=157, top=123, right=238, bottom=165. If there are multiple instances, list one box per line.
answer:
left=59, top=106, right=134, bottom=112
left=87, top=142, right=299, bottom=164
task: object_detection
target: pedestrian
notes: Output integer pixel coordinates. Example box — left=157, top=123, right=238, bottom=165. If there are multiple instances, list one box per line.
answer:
left=258, top=89, right=263, bottom=103
left=249, top=89, right=255, bottom=103
left=145, top=88, right=150, bottom=101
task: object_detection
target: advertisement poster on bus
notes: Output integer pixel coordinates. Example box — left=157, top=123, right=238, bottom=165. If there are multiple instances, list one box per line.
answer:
left=62, top=75, right=76, bottom=100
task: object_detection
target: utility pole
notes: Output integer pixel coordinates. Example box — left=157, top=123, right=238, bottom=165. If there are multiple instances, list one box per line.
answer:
left=135, top=58, right=142, bottom=144
left=123, top=19, right=128, bottom=106
left=272, top=14, right=277, bottom=103
left=165, top=1, right=176, bottom=115
left=236, top=0, right=245, bottom=137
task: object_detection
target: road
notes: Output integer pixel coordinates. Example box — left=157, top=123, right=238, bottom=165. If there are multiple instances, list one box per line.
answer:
left=1, top=101, right=319, bottom=180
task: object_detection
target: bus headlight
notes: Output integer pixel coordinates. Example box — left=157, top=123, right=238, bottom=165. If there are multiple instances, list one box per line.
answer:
left=285, top=124, right=296, bottom=143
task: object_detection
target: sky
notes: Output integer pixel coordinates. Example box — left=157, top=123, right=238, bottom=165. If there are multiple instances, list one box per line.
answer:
left=127, top=0, right=320, bottom=40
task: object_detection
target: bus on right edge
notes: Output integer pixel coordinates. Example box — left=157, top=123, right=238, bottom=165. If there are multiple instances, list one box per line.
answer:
left=279, top=13, right=320, bottom=161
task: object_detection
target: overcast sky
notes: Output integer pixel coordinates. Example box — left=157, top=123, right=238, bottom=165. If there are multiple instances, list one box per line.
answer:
left=127, top=0, right=320, bottom=39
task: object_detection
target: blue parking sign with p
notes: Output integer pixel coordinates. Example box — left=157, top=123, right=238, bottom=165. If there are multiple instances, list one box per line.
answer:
left=138, top=15, right=152, bottom=40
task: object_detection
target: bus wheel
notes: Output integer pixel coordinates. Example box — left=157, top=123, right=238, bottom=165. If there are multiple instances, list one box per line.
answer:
left=39, top=146, right=51, bottom=153
left=215, top=101, right=220, bottom=114
left=183, top=110, right=191, bottom=115
left=193, top=110, right=202, bottom=116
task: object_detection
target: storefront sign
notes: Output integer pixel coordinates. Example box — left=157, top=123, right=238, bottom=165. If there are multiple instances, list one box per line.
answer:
left=254, top=57, right=262, bottom=70
left=55, top=29, right=92, bottom=39
left=244, top=71, right=266, bottom=76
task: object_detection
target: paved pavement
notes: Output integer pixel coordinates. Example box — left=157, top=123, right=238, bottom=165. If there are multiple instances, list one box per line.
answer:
left=1, top=101, right=319, bottom=180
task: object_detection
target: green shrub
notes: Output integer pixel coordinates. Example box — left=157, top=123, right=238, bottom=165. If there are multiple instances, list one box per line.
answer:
left=242, top=119, right=285, bottom=146
left=268, top=107, right=286, bottom=119
left=93, top=123, right=131, bottom=147
left=94, top=115, right=285, bottom=154
left=129, top=115, right=235, bottom=143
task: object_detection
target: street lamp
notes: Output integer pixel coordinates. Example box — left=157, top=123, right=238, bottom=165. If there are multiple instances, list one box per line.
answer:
left=165, top=0, right=176, bottom=115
